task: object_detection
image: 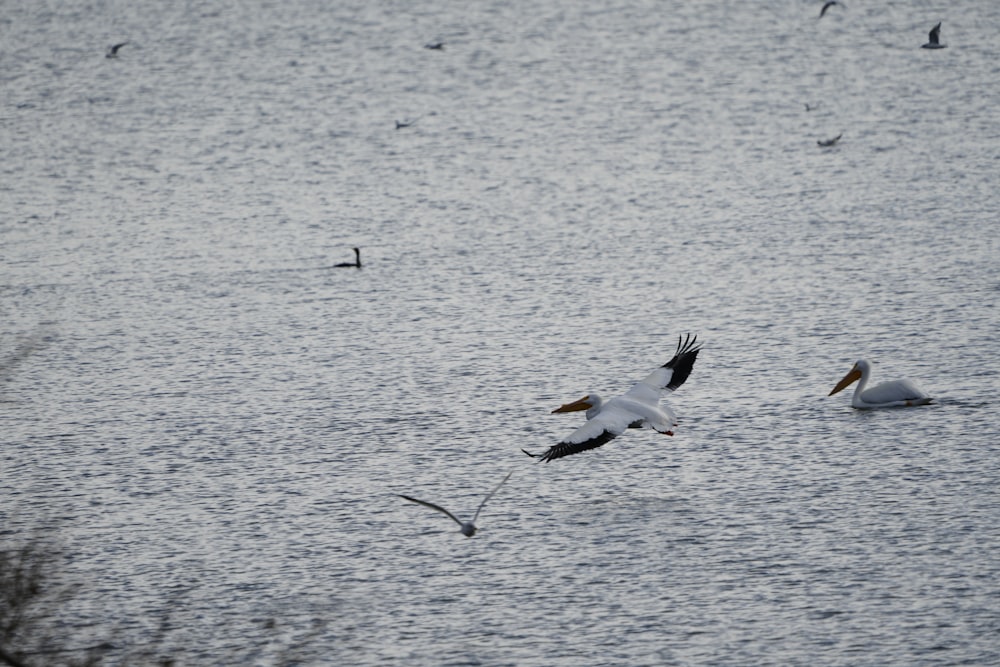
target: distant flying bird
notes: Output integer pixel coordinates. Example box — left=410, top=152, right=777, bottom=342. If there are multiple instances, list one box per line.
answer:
left=105, top=42, right=129, bottom=58
left=398, top=471, right=513, bottom=537
left=921, top=22, right=946, bottom=49
left=818, top=133, right=842, bottom=147
left=819, top=1, right=843, bottom=18
left=334, top=247, right=361, bottom=268
left=424, top=42, right=445, bottom=50
left=828, top=358, right=933, bottom=408
left=523, top=334, right=702, bottom=463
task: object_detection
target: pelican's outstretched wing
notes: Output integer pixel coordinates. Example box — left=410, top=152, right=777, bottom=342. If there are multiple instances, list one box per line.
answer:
left=398, top=494, right=463, bottom=527
left=628, top=334, right=702, bottom=399
left=539, top=412, right=630, bottom=462
left=472, top=471, right=513, bottom=522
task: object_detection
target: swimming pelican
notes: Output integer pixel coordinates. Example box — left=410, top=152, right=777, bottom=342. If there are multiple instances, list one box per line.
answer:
left=334, top=247, right=361, bottom=268
left=828, top=358, right=933, bottom=408
left=922, top=22, right=946, bottom=49
left=398, top=471, right=513, bottom=537
left=523, top=334, right=701, bottom=463
left=106, top=42, right=129, bottom=58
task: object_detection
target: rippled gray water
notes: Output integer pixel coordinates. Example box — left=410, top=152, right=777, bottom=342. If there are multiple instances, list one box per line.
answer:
left=3, top=0, right=1000, bottom=664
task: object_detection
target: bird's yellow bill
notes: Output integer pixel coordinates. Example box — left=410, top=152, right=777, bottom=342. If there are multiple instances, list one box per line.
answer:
left=829, top=367, right=862, bottom=396
left=552, top=396, right=591, bottom=413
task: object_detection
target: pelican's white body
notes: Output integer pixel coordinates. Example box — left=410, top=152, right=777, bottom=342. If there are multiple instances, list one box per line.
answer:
left=829, top=358, right=933, bottom=409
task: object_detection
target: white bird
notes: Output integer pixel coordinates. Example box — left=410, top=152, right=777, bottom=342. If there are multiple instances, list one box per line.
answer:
left=398, top=471, right=512, bottom=537
left=523, top=334, right=701, bottom=463
left=828, top=358, right=933, bottom=408
left=922, top=22, right=946, bottom=49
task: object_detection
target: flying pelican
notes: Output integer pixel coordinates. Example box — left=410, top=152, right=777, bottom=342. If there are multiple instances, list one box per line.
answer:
left=523, top=334, right=701, bottom=463
left=398, top=471, right=513, bottom=537
left=819, top=1, right=843, bottom=19
left=921, top=22, right=946, bottom=49
left=106, top=42, right=129, bottom=58
left=818, top=134, right=843, bottom=147
left=334, top=247, right=361, bottom=268
left=828, top=358, right=933, bottom=408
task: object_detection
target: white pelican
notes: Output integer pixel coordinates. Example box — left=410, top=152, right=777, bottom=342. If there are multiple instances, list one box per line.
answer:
left=921, top=23, right=946, bottom=49
left=334, top=247, right=361, bottom=268
left=523, top=333, right=701, bottom=463
left=398, top=471, right=512, bottom=537
left=828, top=358, right=933, bottom=408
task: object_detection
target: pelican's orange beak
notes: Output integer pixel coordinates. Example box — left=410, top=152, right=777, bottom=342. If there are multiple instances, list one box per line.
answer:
left=552, top=395, right=592, bottom=413
left=829, top=366, right=862, bottom=396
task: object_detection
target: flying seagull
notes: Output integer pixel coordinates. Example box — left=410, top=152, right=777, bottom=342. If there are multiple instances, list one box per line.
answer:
left=523, top=334, right=701, bottom=463
left=398, top=471, right=513, bottom=537
left=819, top=1, right=843, bottom=19
left=818, top=134, right=843, bottom=147
left=106, top=42, right=129, bottom=58
left=921, top=22, right=946, bottom=49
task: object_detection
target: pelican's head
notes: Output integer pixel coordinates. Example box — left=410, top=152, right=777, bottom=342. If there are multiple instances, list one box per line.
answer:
left=460, top=522, right=477, bottom=537
left=828, top=359, right=870, bottom=396
left=552, top=394, right=598, bottom=413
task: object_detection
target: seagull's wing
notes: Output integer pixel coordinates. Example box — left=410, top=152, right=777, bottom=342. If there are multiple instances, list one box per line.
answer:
left=472, top=471, right=513, bottom=522
left=398, top=494, right=464, bottom=527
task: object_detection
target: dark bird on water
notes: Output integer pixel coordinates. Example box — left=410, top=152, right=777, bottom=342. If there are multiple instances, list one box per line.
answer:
left=106, top=42, right=129, bottom=58
left=424, top=42, right=445, bottom=50
left=922, top=22, right=946, bottom=49
left=818, top=134, right=843, bottom=147
left=819, top=1, right=843, bottom=18
left=398, top=471, right=513, bottom=537
left=334, top=247, right=361, bottom=268
left=522, top=334, right=702, bottom=463
left=395, top=119, right=417, bottom=130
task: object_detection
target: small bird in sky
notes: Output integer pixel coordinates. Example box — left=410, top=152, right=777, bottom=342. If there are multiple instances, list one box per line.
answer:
left=398, top=471, right=513, bottom=537
left=819, top=1, right=843, bottom=19
left=106, top=42, right=129, bottom=58
left=921, top=22, right=946, bottom=49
